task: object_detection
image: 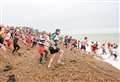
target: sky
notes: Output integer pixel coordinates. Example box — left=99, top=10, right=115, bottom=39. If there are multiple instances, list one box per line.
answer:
left=0, top=0, right=119, bottom=34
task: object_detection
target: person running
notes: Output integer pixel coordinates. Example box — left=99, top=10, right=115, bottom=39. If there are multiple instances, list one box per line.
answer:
left=0, top=26, right=6, bottom=52
left=77, top=40, right=81, bottom=49
left=101, top=43, right=107, bottom=55
left=31, top=34, right=37, bottom=48
left=91, top=42, right=97, bottom=54
left=67, top=36, right=72, bottom=49
left=80, top=37, right=88, bottom=52
left=110, top=44, right=118, bottom=60
left=70, top=39, right=77, bottom=51
left=12, top=31, right=20, bottom=54
left=26, top=34, right=32, bottom=47
left=44, top=32, right=50, bottom=60
left=37, top=31, right=48, bottom=64
left=48, top=29, right=64, bottom=68
left=64, top=35, right=69, bottom=48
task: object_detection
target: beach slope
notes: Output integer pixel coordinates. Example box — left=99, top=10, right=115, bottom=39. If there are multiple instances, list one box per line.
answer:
left=0, top=45, right=120, bottom=82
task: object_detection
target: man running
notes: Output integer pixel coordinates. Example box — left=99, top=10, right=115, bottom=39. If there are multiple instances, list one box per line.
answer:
left=12, top=30, right=20, bottom=54
left=48, top=29, right=64, bottom=68
left=81, top=37, right=88, bottom=52
left=37, top=31, right=49, bottom=64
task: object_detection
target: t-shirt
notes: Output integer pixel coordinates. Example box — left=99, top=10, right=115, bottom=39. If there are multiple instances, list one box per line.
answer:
left=51, top=33, right=59, bottom=41
left=5, top=33, right=11, bottom=40
left=13, top=36, right=19, bottom=44
left=37, top=35, right=46, bottom=45
left=50, top=33, right=60, bottom=48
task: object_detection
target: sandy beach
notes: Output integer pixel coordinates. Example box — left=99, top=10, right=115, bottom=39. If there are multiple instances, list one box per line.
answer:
left=0, top=43, right=120, bottom=82
left=0, top=0, right=119, bottom=82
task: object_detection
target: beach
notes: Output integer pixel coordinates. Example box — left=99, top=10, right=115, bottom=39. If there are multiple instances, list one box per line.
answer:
left=0, top=43, right=120, bottom=82
left=0, top=0, right=119, bottom=81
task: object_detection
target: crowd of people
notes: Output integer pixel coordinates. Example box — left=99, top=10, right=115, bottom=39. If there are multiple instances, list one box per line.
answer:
left=64, top=35, right=119, bottom=60
left=0, top=25, right=64, bottom=68
left=0, top=24, right=119, bottom=70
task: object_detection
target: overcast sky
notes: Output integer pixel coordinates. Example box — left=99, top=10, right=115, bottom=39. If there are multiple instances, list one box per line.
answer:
left=0, top=0, right=119, bottom=34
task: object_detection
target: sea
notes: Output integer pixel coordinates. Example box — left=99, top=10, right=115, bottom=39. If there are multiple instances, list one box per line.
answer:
left=70, top=33, right=119, bottom=44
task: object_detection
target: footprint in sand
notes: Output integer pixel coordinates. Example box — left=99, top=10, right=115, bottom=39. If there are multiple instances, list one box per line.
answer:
left=69, top=60, right=77, bottom=63
left=7, top=74, right=16, bottom=82
left=3, top=63, right=12, bottom=72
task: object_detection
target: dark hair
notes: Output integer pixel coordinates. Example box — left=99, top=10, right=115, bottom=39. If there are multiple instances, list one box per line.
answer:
left=114, top=44, right=118, bottom=48
left=56, top=29, right=60, bottom=32
left=84, top=37, right=88, bottom=40
left=0, top=26, right=2, bottom=31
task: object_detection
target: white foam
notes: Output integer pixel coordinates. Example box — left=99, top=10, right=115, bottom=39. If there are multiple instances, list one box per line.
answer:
left=99, top=51, right=120, bottom=70
left=86, top=44, right=120, bottom=70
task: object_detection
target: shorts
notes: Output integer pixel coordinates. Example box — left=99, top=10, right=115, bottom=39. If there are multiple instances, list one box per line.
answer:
left=5, top=39, right=11, bottom=47
left=64, top=41, right=67, bottom=45
left=0, top=37, right=4, bottom=44
left=49, top=46, right=60, bottom=54
left=73, top=44, right=77, bottom=48
left=81, top=45, right=86, bottom=50
left=64, top=40, right=68, bottom=45
left=38, top=45, right=46, bottom=55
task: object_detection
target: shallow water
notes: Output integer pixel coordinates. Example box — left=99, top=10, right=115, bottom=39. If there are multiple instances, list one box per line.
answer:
left=101, top=54, right=120, bottom=70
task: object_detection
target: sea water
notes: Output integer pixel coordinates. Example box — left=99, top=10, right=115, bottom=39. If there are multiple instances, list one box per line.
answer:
left=70, top=33, right=119, bottom=44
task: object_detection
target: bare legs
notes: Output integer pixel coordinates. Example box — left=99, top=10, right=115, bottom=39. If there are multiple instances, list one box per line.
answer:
left=48, top=49, right=64, bottom=68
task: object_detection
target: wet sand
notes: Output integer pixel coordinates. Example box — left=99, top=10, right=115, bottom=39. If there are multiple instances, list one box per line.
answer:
left=0, top=44, right=120, bottom=82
